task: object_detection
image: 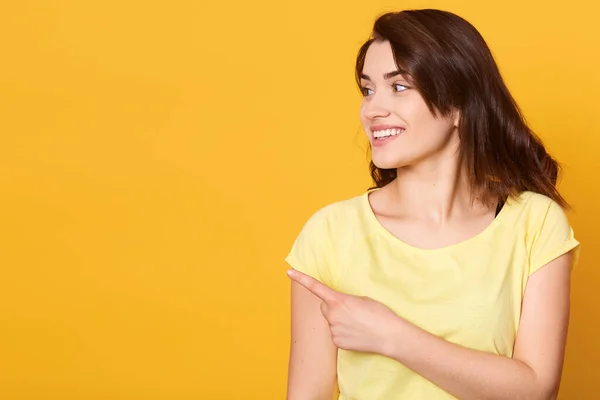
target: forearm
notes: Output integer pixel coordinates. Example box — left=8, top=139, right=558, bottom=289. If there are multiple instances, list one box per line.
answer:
left=383, top=319, right=556, bottom=400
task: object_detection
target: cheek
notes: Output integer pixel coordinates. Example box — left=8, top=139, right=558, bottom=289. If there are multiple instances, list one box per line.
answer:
left=410, top=104, right=450, bottom=137
left=412, top=120, right=457, bottom=154
left=359, top=109, right=370, bottom=134
left=359, top=105, right=367, bottom=123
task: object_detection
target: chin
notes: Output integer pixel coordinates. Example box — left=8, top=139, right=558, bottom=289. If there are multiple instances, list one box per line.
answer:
left=372, top=155, right=408, bottom=170
left=372, top=162, right=395, bottom=170
left=372, top=147, right=428, bottom=170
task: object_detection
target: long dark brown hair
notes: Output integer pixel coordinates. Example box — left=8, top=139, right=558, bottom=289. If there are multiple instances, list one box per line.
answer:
left=355, top=9, right=568, bottom=208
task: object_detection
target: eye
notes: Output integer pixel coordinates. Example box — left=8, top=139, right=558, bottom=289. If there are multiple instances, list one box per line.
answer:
left=360, top=86, right=374, bottom=97
left=393, top=83, right=409, bottom=92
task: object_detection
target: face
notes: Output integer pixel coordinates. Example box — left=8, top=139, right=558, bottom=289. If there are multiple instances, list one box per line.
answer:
left=359, top=40, right=460, bottom=170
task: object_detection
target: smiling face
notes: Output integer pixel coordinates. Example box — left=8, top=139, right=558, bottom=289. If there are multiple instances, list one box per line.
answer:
left=359, top=40, right=460, bottom=171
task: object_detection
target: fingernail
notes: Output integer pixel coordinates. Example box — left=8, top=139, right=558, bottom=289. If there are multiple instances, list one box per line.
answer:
left=286, top=269, right=294, bottom=277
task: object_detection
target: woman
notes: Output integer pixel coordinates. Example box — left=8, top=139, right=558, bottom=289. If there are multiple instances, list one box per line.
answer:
left=285, top=9, right=580, bottom=400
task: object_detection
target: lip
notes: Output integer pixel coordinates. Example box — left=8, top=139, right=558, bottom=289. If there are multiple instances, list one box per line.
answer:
left=371, top=133, right=402, bottom=147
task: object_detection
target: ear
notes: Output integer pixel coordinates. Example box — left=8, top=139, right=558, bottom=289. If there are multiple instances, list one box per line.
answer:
left=453, top=108, right=461, bottom=127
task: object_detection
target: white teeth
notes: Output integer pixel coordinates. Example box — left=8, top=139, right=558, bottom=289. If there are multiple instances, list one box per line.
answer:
left=373, top=128, right=404, bottom=138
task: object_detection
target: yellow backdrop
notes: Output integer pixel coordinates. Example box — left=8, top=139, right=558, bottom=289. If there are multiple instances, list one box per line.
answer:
left=0, top=1, right=598, bottom=399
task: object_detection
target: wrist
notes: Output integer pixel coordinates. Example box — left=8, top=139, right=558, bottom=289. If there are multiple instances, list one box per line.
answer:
left=380, top=315, right=410, bottom=358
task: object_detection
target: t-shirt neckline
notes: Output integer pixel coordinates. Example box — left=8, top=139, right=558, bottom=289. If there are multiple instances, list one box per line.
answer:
left=362, top=188, right=517, bottom=252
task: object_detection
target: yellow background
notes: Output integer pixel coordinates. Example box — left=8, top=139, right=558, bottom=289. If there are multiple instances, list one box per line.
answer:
left=0, top=1, right=598, bottom=399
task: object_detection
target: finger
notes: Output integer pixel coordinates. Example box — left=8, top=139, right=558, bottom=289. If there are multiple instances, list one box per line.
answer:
left=319, top=301, right=331, bottom=320
left=287, top=269, right=338, bottom=303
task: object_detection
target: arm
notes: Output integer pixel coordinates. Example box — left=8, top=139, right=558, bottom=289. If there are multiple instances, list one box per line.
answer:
left=287, top=281, right=338, bottom=400
left=383, top=251, right=573, bottom=400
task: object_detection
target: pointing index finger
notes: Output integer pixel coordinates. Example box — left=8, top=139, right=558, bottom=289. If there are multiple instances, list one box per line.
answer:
left=287, top=269, right=338, bottom=303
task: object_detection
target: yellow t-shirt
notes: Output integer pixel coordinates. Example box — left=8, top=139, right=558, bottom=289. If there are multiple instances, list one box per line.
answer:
left=285, top=189, right=580, bottom=400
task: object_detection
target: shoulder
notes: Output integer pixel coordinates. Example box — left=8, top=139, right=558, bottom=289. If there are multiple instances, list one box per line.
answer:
left=521, top=191, right=560, bottom=209
left=286, top=192, right=367, bottom=288
left=301, top=192, right=367, bottom=231
left=511, top=190, right=554, bottom=209
left=523, top=191, right=574, bottom=237
left=289, top=191, right=369, bottom=256
left=503, top=190, right=575, bottom=244
left=511, top=191, right=579, bottom=273
left=509, top=191, right=566, bottom=224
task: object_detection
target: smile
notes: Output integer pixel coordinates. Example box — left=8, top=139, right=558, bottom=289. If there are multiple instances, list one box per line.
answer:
left=373, top=128, right=404, bottom=139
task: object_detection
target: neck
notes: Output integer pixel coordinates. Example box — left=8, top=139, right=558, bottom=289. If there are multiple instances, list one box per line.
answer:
left=389, top=153, right=485, bottom=223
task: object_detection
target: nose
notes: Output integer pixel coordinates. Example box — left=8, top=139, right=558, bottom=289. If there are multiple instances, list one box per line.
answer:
left=362, top=91, right=392, bottom=120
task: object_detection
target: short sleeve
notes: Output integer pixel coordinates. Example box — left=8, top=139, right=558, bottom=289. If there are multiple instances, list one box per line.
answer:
left=285, top=207, right=336, bottom=288
left=529, top=199, right=580, bottom=275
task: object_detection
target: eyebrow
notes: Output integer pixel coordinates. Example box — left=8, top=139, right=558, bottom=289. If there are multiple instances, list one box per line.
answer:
left=360, top=70, right=407, bottom=81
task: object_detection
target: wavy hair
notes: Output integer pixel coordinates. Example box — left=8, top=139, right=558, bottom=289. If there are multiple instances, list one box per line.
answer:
left=355, top=9, right=568, bottom=208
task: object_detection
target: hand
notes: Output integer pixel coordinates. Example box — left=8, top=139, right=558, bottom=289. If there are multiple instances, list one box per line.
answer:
left=287, top=269, right=403, bottom=355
